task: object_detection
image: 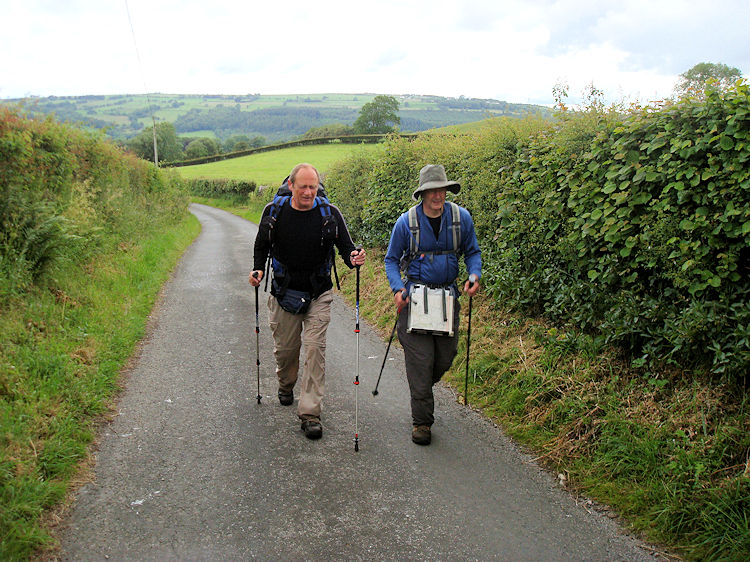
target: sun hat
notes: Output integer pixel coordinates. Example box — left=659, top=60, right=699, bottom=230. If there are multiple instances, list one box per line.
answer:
left=412, top=164, right=461, bottom=200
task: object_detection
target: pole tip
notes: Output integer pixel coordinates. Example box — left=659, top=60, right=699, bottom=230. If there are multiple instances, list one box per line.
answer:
left=371, top=390, right=378, bottom=396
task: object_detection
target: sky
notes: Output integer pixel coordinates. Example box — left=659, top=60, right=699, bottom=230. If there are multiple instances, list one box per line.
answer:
left=2, top=0, right=749, bottom=106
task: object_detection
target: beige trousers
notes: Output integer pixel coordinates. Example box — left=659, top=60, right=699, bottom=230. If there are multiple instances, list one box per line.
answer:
left=268, top=289, right=333, bottom=420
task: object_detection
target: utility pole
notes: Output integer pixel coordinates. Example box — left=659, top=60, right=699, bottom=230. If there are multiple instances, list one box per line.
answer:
left=151, top=116, right=158, bottom=167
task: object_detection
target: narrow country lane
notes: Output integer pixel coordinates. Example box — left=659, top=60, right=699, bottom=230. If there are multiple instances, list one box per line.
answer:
left=58, top=203, right=662, bottom=561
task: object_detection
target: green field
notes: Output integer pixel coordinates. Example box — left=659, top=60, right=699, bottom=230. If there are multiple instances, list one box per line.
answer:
left=174, top=143, right=384, bottom=186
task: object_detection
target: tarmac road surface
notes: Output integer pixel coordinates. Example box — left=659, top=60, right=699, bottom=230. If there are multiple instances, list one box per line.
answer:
left=58, top=203, right=663, bottom=561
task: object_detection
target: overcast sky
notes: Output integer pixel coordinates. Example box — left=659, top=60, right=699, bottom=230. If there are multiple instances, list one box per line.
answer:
left=2, top=0, right=748, bottom=106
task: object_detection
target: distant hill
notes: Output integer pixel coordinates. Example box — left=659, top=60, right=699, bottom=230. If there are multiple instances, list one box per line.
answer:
left=1, top=93, right=551, bottom=143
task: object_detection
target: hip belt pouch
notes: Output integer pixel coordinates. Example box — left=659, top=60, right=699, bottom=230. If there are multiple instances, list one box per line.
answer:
left=407, top=284, right=454, bottom=336
left=273, top=280, right=312, bottom=315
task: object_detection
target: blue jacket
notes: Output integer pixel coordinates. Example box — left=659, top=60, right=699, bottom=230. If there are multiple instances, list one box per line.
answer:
left=384, top=202, right=482, bottom=295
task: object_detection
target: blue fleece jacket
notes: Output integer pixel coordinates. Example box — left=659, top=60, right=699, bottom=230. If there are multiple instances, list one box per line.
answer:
left=384, top=201, right=482, bottom=295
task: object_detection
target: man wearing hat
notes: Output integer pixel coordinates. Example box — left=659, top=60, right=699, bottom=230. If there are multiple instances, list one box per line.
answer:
left=384, top=164, right=482, bottom=445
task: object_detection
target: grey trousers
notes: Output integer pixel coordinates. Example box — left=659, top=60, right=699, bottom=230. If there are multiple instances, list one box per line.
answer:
left=397, top=299, right=460, bottom=426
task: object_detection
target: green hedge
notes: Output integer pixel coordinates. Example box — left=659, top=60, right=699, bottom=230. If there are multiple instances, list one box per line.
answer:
left=326, top=84, right=750, bottom=379
left=185, top=178, right=256, bottom=204
left=0, top=107, right=188, bottom=295
left=1, top=107, right=191, bottom=557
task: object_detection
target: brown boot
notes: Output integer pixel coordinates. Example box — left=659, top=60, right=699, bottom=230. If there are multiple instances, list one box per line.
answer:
left=412, top=425, right=431, bottom=445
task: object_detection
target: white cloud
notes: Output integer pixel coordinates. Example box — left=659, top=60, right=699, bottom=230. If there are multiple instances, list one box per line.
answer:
left=1, top=0, right=748, bottom=104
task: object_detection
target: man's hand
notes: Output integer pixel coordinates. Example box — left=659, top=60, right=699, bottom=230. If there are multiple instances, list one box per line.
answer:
left=394, top=289, right=408, bottom=310
left=350, top=247, right=366, bottom=267
left=464, top=274, right=480, bottom=297
left=249, top=270, right=263, bottom=287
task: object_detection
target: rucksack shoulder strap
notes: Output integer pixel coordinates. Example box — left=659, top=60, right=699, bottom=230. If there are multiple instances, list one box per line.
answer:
left=446, top=201, right=461, bottom=253
left=407, top=205, right=420, bottom=257
left=407, top=203, right=460, bottom=255
left=315, top=196, right=332, bottom=216
left=270, top=194, right=291, bottom=218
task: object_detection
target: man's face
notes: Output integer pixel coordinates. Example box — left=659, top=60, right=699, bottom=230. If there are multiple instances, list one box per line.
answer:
left=289, top=167, right=318, bottom=211
left=422, top=187, right=447, bottom=217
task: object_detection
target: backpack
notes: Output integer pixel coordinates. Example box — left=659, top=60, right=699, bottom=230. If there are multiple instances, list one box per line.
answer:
left=259, top=177, right=339, bottom=293
left=400, top=201, right=462, bottom=272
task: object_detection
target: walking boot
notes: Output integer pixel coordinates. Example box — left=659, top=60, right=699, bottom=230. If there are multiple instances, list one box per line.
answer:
left=301, top=418, right=322, bottom=440
left=412, top=425, right=431, bottom=445
left=278, top=389, right=294, bottom=406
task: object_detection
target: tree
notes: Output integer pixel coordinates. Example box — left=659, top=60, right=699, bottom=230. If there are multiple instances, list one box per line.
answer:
left=185, top=139, right=209, bottom=159
left=249, top=135, right=266, bottom=148
left=302, top=123, right=355, bottom=139
left=353, top=95, right=400, bottom=134
left=185, top=137, right=221, bottom=159
left=222, top=134, right=266, bottom=152
left=222, top=134, right=250, bottom=152
left=674, top=62, right=743, bottom=98
left=127, top=122, right=183, bottom=163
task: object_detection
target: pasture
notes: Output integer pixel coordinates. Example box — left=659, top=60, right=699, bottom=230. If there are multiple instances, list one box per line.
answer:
left=173, top=142, right=384, bottom=186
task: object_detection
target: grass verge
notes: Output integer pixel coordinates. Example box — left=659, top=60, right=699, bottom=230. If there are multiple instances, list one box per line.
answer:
left=0, top=212, right=200, bottom=559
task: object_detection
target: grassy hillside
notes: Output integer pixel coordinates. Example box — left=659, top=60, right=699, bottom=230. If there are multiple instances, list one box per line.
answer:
left=174, top=143, right=384, bottom=186
left=2, top=93, right=550, bottom=143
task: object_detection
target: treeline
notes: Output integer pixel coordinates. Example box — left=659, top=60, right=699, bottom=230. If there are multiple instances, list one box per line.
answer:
left=174, top=105, right=360, bottom=142
left=4, top=93, right=553, bottom=147
left=14, top=101, right=161, bottom=139
left=172, top=105, right=539, bottom=142
left=325, top=83, right=750, bottom=381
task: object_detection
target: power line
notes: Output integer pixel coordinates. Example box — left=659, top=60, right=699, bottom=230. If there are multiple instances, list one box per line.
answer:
left=124, top=0, right=158, bottom=166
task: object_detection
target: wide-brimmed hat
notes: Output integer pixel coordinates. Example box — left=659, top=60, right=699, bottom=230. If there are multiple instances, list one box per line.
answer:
left=412, top=164, right=461, bottom=200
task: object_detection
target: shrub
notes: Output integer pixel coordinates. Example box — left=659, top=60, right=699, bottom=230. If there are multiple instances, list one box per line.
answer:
left=0, top=106, right=189, bottom=296
left=186, top=178, right=256, bottom=204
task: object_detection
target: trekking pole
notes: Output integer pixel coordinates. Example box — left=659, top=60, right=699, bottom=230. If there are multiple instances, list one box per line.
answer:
left=464, top=274, right=477, bottom=406
left=353, top=247, right=362, bottom=452
left=253, top=271, right=262, bottom=404
left=263, top=253, right=271, bottom=292
left=372, top=290, right=405, bottom=396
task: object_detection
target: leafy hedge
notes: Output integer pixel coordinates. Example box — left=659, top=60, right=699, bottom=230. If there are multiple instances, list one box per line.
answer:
left=186, top=178, right=256, bottom=204
left=325, top=84, right=750, bottom=380
left=1, top=107, right=190, bottom=557
left=0, top=106, right=188, bottom=295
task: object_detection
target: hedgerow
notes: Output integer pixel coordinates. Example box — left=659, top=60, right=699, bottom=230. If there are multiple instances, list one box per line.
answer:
left=326, top=84, right=750, bottom=380
left=185, top=177, right=257, bottom=204
left=496, top=85, right=750, bottom=379
left=1, top=107, right=190, bottom=557
left=1, top=106, right=188, bottom=295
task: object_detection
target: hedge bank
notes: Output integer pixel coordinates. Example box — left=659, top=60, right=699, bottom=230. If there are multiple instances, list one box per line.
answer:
left=1, top=107, right=191, bottom=557
left=326, top=85, right=750, bottom=380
